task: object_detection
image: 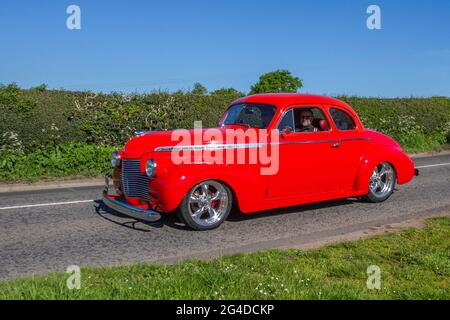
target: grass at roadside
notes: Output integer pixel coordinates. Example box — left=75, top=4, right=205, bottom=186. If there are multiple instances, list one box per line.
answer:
left=1, top=217, right=449, bottom=300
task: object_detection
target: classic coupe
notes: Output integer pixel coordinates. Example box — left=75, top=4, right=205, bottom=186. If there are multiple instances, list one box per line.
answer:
left=103, top=94, right=419, bottom=230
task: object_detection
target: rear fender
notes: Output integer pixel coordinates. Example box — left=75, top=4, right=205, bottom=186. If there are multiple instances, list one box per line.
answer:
left=354, top=146, right=415, bottom=193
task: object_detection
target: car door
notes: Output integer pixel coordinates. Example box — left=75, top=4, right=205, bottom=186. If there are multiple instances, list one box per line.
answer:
left=325, top=106, right=366, bottom=189
left=266, top=105, right=343, bottom=198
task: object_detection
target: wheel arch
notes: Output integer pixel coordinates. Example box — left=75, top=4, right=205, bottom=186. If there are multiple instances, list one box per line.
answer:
left=156, top=166, right=263, bottom=213
left=353, top=146, right=412, bottom=194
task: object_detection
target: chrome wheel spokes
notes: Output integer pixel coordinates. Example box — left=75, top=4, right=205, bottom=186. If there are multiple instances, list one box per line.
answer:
left=190, top=194, right=201, bottom=204
left=210, top=191, right=221, bottom=201
left=370, top=162, right=394, bottom=197
left=188, top=181, right=229, bottom=227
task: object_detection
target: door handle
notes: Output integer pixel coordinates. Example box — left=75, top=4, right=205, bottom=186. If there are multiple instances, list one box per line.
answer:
left=331, top=143, right=341, bottom=148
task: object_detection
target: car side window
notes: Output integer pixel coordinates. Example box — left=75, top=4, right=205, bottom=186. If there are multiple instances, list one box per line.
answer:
left=293, top=107, right=331, bottom=133
left=329, top=108, right=356, bottom=131
left=277, top=109, right=294, bottom=132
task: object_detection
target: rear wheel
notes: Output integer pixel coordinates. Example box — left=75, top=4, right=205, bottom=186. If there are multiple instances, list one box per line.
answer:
left=176, top=180, right=232, bottom=230
left=363, top=162, right=396, bottom=203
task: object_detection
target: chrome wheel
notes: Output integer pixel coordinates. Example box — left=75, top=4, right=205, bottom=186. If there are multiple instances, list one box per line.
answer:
left=187, top=181, right=229, bottom=228
left=369, top=162, right=395, bottom=198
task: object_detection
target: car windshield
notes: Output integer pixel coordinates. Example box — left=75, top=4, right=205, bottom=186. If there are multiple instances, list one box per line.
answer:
left=219, top=103, right=277, bottom=129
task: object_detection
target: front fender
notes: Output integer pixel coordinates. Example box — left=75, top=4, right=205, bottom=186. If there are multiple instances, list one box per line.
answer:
left=150, top=163, right=266, bottom=213
left=354, top=146, right=415, bottom=194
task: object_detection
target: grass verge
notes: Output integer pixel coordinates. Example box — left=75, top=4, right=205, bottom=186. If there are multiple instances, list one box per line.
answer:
left=0, top=217, right=449, bottom=300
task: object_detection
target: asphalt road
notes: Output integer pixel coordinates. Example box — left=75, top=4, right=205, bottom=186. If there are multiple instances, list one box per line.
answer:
left=1, top=154, right=449, bottom=280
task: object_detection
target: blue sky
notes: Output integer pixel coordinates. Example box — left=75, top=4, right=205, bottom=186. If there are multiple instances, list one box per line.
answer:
left=0, top=0, right=449, bottom=97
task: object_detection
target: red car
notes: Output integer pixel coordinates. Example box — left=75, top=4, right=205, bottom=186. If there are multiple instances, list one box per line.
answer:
left=103, top=94, right=419, bottom=230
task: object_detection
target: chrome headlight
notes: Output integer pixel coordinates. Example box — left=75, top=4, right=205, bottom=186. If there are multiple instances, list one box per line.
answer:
left=145, top=158, right=157, bottom=177
left=111, top=150, right=121, bottom=167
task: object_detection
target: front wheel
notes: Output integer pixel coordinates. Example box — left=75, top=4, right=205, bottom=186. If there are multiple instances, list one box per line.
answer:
left=176, top=180, right=232, bottom=230
left=363, top=162, right=396, bottom=203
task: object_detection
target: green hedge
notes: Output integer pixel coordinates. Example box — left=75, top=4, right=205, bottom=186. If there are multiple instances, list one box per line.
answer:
left=0, top=143, right=114, bottom=181
left=0, top=84, right=244, bottom=152
left=1, top=84, right=449, bottom=153
left=340, top=96, right=450, bottom=152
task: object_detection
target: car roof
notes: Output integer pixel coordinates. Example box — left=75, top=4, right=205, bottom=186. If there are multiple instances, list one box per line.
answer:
left=229, top=93, right=363, bottom=130
left=231, top=93, right=352, bottom=110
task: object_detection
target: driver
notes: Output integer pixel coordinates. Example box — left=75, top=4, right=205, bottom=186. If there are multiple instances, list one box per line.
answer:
left=296, top=109, right=318, bottom=132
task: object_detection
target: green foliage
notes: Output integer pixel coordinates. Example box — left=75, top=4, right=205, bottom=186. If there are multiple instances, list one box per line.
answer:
left=191, top=82, right=208, bottom=95
left=0, top=83, right=37, bottom=113
left=31, top=83, right=48, bottom=92
left=0, top=143, right=115, bottom=181
left=0, top=86, right=88, bottom=152
left=0, top=84, right=243, bottom=152
left=339, top=96, right=450, bottom=152
left=1, top=82, right=449, bottom=154
left=211, top=88, right=244, bottom=95
left=250, top=70, right=303, bottom=94
left=66, top=89, right=243, bottom=147
left=1, top=217, right=449, bottom=299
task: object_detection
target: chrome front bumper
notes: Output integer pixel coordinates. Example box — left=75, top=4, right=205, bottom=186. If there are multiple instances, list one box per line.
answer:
left=102, top=176, right=161, bottom=222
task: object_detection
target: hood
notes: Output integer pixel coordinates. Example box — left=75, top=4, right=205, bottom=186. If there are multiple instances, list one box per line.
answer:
left=124, top=130, right=178, bottom=156
left=123, top=125, right=268, bottom=158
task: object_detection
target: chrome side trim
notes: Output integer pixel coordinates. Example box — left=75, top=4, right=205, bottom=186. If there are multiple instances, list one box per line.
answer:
left=341, top=138, right=371, bottom=142
left=154, top=138, right=372, bottom=152
left=155, top=143, right=264, bottom=152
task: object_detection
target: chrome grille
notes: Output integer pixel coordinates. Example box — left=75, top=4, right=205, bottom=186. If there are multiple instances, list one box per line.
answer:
left=121, top=159, right=150, bottom=200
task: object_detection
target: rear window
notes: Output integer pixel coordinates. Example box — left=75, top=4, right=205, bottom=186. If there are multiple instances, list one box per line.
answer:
left=329, top=108, right=356, bottom=130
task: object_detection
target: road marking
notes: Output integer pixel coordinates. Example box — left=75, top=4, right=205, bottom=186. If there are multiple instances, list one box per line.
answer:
left=415, top=162, right=450, bottom=169
left=0, top=200, right=94, bottom=211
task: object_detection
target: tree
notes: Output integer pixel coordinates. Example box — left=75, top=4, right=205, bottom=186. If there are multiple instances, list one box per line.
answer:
left=211, top=88, right=244, bottom=96
left=31, top=83, right=48, bottom=92
left=191, top=83, right=208, bottom=95
left=249, top=70, right=303, bottom=94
